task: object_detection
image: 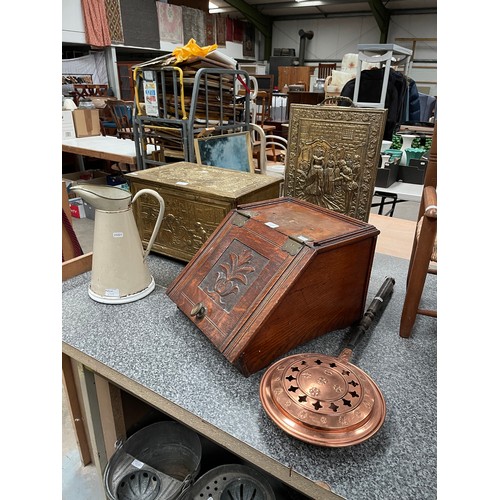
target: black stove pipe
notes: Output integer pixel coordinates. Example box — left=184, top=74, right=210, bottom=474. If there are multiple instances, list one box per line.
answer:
left=298, top=29, right=314, bottom=66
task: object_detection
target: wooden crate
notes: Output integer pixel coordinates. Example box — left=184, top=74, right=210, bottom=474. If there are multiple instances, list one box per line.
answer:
left=126, top=162, right=281, bottom=262
left=166, top=197, right=379, bottom=376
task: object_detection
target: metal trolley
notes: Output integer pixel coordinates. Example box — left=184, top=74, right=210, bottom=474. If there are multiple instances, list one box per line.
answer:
left=132, top=59, right=252, bottom=170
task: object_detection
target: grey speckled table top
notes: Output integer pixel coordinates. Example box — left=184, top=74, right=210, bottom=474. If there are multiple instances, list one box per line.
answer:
left=62, top=252, right=437, bottom=500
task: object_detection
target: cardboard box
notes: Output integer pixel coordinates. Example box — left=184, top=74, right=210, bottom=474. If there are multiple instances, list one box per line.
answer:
left=62, top=110, right=76, bottom=140
left=63, top=170, right=108, bottom=194
left=69, top=197, right=86, bottom=218
left=72, top=109, right=101, bottom=137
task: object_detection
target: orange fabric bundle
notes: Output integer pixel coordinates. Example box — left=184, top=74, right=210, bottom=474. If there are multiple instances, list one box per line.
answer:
left=172, top=38, right=218, bottom=63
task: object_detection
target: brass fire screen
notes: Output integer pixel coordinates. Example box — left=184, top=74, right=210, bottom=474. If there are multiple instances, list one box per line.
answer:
left=283, top=102, right=387, bottom=222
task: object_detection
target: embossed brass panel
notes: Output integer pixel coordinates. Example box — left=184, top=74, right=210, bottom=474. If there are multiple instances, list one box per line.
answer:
left=284, top=103, right=387, bottom=222
left=126, top=162, right=281, bottom=262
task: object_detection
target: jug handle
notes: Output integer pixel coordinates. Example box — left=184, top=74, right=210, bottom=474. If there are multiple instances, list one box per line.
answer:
left=131, top=189, right=165, bottom=261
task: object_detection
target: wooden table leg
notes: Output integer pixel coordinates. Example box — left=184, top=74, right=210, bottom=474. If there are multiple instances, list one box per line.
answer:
left=62, top=353, right=92, bottom=465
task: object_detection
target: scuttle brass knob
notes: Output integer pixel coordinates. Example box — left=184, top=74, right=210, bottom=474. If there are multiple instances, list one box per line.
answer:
left=190, top=302, right=206, bottom=319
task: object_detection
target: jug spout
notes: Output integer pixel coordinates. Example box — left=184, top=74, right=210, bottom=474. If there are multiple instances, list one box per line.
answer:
left=69, top=184, right=131, bottom=211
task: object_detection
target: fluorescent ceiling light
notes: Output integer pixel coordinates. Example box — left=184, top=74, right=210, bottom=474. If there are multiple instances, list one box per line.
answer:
left=209, top=2, right=226, bottom=13
left=293, top=0, right=323, bottom=5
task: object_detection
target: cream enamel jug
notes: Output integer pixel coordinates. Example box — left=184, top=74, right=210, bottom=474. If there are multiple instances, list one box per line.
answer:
left=69, top=184, right=165, bottom=304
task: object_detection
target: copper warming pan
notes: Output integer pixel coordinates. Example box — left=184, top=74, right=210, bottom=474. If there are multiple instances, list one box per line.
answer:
left=259, top=277, right=395, bottom=447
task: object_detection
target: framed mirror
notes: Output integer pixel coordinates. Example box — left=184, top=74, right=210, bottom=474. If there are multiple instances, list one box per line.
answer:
left=194, top=132, right=254, bottom=173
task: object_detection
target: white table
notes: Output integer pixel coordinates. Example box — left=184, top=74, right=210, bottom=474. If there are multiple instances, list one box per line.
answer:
left=62, top=135, right=157, bottom=171
left=373, top=181, right=423, bottom=216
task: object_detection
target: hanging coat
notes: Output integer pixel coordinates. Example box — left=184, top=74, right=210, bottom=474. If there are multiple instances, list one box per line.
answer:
left=340, top=68, right=408, bottom=140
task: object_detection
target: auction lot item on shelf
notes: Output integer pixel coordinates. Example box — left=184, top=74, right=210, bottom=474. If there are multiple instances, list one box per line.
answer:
left=167, top=197, right=379, bottom=376
left=178, top=464, right=276, bottom=500
left=104, top=421, right=202, bottom=500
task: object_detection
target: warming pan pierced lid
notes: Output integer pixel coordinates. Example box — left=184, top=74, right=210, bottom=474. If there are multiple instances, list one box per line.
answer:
left=259, top=352, right=386, bottom=447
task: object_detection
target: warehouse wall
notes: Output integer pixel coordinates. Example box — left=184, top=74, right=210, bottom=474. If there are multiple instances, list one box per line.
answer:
left=62, top=2, right=436, bottom=95
left=62, top=0, right=248, bottom=59
left=272, top=13, right=437, bottom=95
left=62, top=0, right=86, bottom=44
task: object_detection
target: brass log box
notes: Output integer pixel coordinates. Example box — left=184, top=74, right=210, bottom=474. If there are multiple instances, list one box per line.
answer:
left=166, top=197, right=380, bottom=377
left=126, top=162, right=281, bottom=262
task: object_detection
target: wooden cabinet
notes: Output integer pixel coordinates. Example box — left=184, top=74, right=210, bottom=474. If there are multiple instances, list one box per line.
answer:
left=278, top=66, right=314, bottom=91
left=117, top=61, right=140, bottom=101
left=167, top=197, right=379, bottom=376
left=286, top=90, right=325, bottom=119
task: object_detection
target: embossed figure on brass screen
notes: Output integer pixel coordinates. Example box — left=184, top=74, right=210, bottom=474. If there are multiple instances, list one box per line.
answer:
left=297, top=139, right=361, bottom=213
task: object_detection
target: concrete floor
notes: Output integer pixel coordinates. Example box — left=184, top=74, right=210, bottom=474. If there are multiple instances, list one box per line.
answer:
left=63, top=195, right=419, bottom=499
left=62, top=388, right=103, bottom=500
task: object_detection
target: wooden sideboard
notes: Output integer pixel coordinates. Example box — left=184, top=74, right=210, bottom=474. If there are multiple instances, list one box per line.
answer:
left=286, top=90, right=325, bottom=118
left=278, top=66, right=314, bottom=92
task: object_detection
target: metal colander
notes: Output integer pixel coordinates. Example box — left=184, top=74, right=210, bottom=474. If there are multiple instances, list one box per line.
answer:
left=115, top=470, right=161, bottom=500
left=178, top=464, right=276, bottom=500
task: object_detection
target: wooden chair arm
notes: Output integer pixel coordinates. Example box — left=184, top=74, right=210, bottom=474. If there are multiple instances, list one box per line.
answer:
left=422, top=186, right=437, bottom=219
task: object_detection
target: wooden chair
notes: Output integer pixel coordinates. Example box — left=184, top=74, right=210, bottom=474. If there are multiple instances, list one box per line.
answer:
left=62, top=182, right=84, bottom=263
left=317, top=63, right=337, bottom=80
left=399, top=124, right=437, bottom=338
left=254, top=90, right=272, bottom=124
left=62, top=180, right=93, bottom=279
left=264, top=135, right=287, bottom=176
left=62, top=180, right=93, bottom=465
left=253, top=75, right=274, bottom=124
left=99, top=102, right=118, bottom=136
left=249, top=123, right=267, bottom=174
left=106, top=99, right=134, bottom=140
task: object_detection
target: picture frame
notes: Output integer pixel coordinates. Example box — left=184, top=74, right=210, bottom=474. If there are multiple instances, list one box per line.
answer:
left=194, top=131, right=254, bottom=173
